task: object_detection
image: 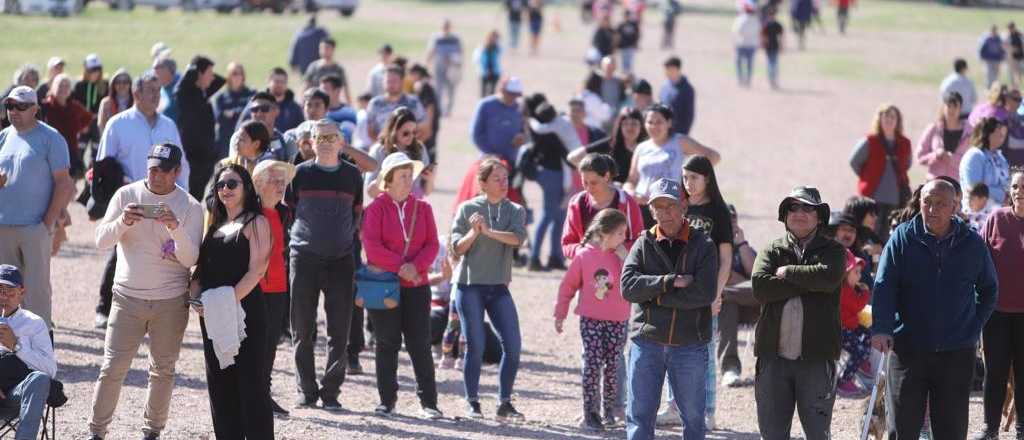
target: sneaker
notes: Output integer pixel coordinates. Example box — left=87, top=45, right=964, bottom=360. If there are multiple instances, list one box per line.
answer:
left=656, top=406, right=680, bottom=426
left=142, top=434, right=159, bottom=440
left=347, top=356, right=363, bottom=375
left=496, top=401, right=526, bottom=423
left=294, top=395, right=318, bottom=409
left=837, top=379, right=868, bottom=399
left=440, top=355, right=456, bottom=369
left=87, top=436, right=103, bottom=440
left=721, top=370, right=741, bottom=387
left=971, top=429, right=999, bottom=440
left=270, top=397, right=290, bottom=416
left=94, top=312, right=108, bottom=329
left=580, top=411, right=604, bottom=431
left=527, top=259, right=548, bottom=272
left=420, top=406, right=444, bottom=420
left=321, top=396, right=344, bottom=412
left=374, top=404, right=395, bottom=417
left=466, top=401, right=484, bottom=419
left=705, top=413, right=716, bottom=431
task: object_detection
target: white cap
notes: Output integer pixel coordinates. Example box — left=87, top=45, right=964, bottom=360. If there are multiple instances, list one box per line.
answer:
left=3, top=86, right=37, bottom=105
left=47, top=57, right=65, bottom=70
left=150, top=42, right=172, bottom=59
left=504, top=76, right=523, bottom=95
left=84, top=54, right=102, bottom=70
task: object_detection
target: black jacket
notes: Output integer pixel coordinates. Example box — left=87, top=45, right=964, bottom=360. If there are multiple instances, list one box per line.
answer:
left=86, top=158, right=124, bottom=221
left=175, top=71, right=225, bottom=164
left=622, top=225, right=719, bottom=347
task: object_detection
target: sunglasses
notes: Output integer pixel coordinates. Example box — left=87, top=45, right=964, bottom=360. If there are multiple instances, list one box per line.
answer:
left=215, top=179, right=242, bottom=191
left=787, top=204, right=817, bottom=214
left=4, top=102, right=33, bottom=112
left=250, top=105, right=274, bottom=114
left=315, top=134, right=340, bottom=143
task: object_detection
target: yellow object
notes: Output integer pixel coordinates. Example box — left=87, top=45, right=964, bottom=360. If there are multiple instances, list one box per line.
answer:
left=858, top=305, right=873, bottom=328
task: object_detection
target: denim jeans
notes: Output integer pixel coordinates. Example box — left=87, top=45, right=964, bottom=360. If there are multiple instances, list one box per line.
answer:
left=620, top=47, right=637, bottom=74
left=509, top=19, right=522, bottom=49
left=531, top=168, right=566, bottom=265
left=765, top=50, right=780, bottom=88
left=1, top=371, right=50, bottom=440
left=455, top=284, right=522, bottom=403
left=665, top=318, right=717, bottom=419
left=627, top=337, right=707, bottom=440
left=735, top=46, right=756, bottom=86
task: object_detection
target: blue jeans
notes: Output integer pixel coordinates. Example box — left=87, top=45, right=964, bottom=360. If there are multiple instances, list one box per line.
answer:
left=736, top=46, right=756, bottom=85
left=509, top=20, right=522, bottom=49
left=1, top=371, right=51, bottom=440
left=531, top=168, right=566, bottom=265
left=455, top=284, right=522, bottom=403
left=620, top=47, right=637, bottom=74
left=766, top=50, right=780, bottom=88
left=627, top=337, right=707, bottom=440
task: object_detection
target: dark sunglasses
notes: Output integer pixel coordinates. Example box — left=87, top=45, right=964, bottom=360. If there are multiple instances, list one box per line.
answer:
left=4, top=102, right=33, bottom=112
left=215, top=179, right=242, bottom=191
left=787, top=204, right=817, bottom=214
left=250, top=104, right=274, bottom=114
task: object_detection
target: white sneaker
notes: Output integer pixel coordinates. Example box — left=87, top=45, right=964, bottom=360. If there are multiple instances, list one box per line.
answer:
left=721, top=370, right=740, bottom=387
left=705, top=414, right=716, bottom=431
left=655, top=407, right=681, bottom=426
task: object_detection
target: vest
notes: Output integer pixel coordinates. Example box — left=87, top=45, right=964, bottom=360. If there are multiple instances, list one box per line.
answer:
left=857, top=134, right=911, bottom=198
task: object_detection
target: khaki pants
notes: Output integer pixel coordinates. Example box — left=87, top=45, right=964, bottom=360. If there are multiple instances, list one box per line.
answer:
left=89, top=293, right=188, bottom=437
left=0, top=224, right=53, bottom=325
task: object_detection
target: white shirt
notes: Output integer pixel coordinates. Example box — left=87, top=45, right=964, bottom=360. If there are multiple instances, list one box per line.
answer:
left=939, top=72, right=977, bottom=116
left=732, top=13, right=761, bottom=48
left=96, top=107, right=190, bottom=190
left=0, top=308, right=56, bottom=378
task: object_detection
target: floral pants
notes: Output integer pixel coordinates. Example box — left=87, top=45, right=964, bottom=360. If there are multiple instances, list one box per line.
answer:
left=841, top=325, right=872, bottom=382
left=580, top=317, right=628, bottom=415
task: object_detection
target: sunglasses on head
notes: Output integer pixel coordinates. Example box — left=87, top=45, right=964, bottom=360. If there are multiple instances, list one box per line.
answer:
left=215, top=179, right=242, bottom=191
left=4, top=102, right=33, bottom=112
left=250, top=104, right=273, bottom=113
left=788, top=204, right=817, bottom=214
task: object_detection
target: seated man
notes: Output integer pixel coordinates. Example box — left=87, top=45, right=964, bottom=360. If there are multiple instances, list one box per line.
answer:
left=0, top=264, right=57, bottom=440
left=718, top=204, right=760, bottom=387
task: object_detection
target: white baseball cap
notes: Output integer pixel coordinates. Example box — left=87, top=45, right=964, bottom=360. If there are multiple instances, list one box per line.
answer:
left=84, top=54, right=102, bottom=70
left=47, top=56, right=65, bottom=70
left=504, top=76, right=524, bottom=95
left=3, top=86, right=37, bottom=105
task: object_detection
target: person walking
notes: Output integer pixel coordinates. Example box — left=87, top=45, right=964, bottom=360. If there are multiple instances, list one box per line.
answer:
left=527, top=0, right=544, bottom=56
left=849, top=104, right=912, bottom=242
left=872, top=179, right=998, bottom=439
left=0, top=86, right=74, bottom=329
left=618, top=10, right=640, bottom=74
left=1008, top=22, right=1024, bottom=89
left=303, top=38, right=351, bottom=105
left=761, top=6, right=785, bottom=90
left=960, top=116, right=1010, bottom=210
left=473, top=31, right=503, bottom=98
left=90, top=143, right=202, bottom=440
left=469, top=77, right=525, bottom=165
left=211, top=62, right=255, bottom=160
left=288, top=16, right=328, bottom=76
left=426, top=19, right=463, bottom=117
left=751, top=185, right=846, bottom=440
left=980, top=26, right=1007, bottom=88
left=505, top=0, right=525, bottom=50
left=732, top=3, right=760, bottom=87
left=790, top=0, right=813, bottom=50
left=450, top=157, right=529, bottom=421
left=939, top=59, right=977, bottom=118
left=835, top=0, right=854, bottom=34
left=916, top=91, right=973, bottom=181
left=659, top=57, right=695, bottom=136
left=525, top=103, right=571, bottom=271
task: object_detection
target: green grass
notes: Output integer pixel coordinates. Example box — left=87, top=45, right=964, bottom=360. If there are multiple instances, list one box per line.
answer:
left=855, top=0, right=1024, bottom=34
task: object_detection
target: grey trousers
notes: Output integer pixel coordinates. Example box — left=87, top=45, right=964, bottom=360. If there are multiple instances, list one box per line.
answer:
left=718, top=280, right=759, bottom=375
left=755, top=356, right=837, bottom=440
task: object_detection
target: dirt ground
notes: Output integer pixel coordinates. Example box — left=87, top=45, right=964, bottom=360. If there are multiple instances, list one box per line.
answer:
left=45, top=0, right=997, bottom=438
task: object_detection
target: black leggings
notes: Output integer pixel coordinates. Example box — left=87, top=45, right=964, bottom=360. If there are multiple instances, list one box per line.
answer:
left=481, top=74, right=500, bottom=98
left=982, top=311, right=1024, bottom=431
left=368, top=285, right=438, bottom=408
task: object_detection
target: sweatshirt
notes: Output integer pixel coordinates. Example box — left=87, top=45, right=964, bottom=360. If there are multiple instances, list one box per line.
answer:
left=95, top=180, right=204, bottom=300
left=451, top=196, right=528, bottom=285
left=981, top=207, right=1024, bottom=313
left=555, top=243, right=630, bottom=322
left=840, top=283, right=870, bottom=331
left=561, top=189, right=644, bottom=259
left=361, top=193, right=440, bottom=288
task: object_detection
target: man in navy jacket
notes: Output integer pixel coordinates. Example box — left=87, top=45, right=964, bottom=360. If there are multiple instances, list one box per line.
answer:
left=871, top=179, right=998, bottom=440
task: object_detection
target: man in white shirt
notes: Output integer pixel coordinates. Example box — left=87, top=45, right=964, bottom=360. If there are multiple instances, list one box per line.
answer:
left=88, top=144, right=203, bottom=440
left=0, top=264, right=57, bottom=440
left=939, top=58, right=977, bottom=119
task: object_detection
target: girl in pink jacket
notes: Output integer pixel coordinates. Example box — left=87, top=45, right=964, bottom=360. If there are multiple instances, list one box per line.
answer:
left=554, top=208, right=631, bottom=430
left=916, top=91, right=973, bottom=181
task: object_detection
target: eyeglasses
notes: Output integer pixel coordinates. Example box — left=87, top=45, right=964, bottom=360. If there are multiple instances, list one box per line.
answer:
left=315, top=134, right=340, bottom=143
left=4, top=102, right=33, bottom=112
left=787, top=204, right=817, bottom=214
left=215, top=179, right=242, bottom=191
left=250, top=105, right=274, bottom=114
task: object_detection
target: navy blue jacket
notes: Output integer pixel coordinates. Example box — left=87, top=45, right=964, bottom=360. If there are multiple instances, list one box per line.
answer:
left=871, top=215, right=998, bottom=353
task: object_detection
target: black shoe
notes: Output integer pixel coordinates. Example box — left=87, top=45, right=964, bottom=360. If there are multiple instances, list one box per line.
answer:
left=347, top=356, right=363, bottom=375
left=496, top=401, right=525, bottom=422
left=320, top=395, right=343, bottom=412
left=374, top=404, right=395, bottom=417
left=294, top=395, right=318, bottom=409
left=86, top=436, right=103, bottom=440
left=527, top=259, right=548, bottom=272
left=581, top=411, right=603, bottom=431
left=142, top=433, right=159, bottom=440
left=546, top=260, right=567, bottom=271
left=513, top=252, right=529, bottom=268
left=465, top=401, right=484, bottom=419
left=270, top=397, right=290, bottom=416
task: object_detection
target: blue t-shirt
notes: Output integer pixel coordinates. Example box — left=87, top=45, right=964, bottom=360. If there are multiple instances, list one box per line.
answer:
left=0, top=123, right=70, bottom=225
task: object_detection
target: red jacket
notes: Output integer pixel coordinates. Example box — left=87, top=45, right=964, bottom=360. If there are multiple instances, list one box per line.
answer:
left=561, top=188, right=644, bottom=259
left=41, top=96, right=93, bottom=157
left=361, top=193, right=439, bottom=288
left=840, top=283, right=870, bottom=330
left=856, top=134, right=911, bottom=198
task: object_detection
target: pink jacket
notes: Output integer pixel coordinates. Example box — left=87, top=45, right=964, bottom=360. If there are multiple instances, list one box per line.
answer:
left=554, top=244, right=630, bottom=322
left=361, top=193, right=439, bottom=288
left=915, top=119, right=972, bottom=181
left=561, top=188, right=644, bottom=260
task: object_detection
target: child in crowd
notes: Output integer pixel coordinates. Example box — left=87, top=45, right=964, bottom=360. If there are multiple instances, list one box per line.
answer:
left=428, top=235, right=464, bottom=369
left=837, top=249, right=872, bottom=398
left=965, top=183, right=991, bottom=232
left=554, top=209, right=631, bottom=431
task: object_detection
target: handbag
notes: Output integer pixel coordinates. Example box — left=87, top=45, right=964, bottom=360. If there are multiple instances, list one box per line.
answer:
left=355, top=201, right=418, bottom=310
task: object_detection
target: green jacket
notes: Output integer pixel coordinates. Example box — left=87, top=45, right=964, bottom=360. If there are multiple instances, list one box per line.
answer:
left=751, top=232, right=846, bottom=361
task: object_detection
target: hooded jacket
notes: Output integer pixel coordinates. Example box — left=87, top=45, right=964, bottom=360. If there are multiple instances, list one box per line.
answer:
left=621, top=224, right=718, bottom=347
left=175, top=67, right=225, bottom=164
left=561, top=188, right=644, bottom=259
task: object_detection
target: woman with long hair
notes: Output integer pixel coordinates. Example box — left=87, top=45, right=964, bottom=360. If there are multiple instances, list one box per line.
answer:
left=567, top=106, right=648, bottom=184
left=365, top=106, right=435, bottom=198
left=189, top=164, right=274, bottom=439
left=97, top=69, right=133, bottom=135
left=176, top=55, right=226, bottom=201
left=960, top=116, right=1011, bottom=210
left=41, top=73, right=94, bottom=179
left=561, top=153, right=644, bottom=260
left=916, top=91, right=972, bottom=181
left=220, top=120, right=272, bottom=176
left=849, top=103, right=912, bottom=242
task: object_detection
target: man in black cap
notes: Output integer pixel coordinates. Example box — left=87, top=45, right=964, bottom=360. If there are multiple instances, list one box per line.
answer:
left=751, top=186, right=846, bottom=440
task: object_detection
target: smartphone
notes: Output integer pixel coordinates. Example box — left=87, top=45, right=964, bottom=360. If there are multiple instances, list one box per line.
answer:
left=138, top=204, right=166, bottom=219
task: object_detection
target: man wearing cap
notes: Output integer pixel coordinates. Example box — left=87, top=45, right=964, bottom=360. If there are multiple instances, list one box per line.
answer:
left=469, top=76, right=526, bottom=166
left=366, top=65, right=426, bottom=141
left=0, top=86, right=75, bottom=328
left=89, top=142, right=203, bottom=440
left=750, top=186, right=846, bottom=440
left=286, top=119, right=364, bottom=410
left=621, top=178, right=717, bottom=440
left=871, top=179, right=998, bottom=439
left=0, top=264, right=58, bottom=440
left=366, top=44, right=395, bottom=98
left=35, top=57, right=65, bottom=103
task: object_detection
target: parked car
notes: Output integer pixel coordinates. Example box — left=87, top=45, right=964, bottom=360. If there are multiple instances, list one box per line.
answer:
left=105, top=0, right=237, bottom=11
left=2, top=0, right=83, bottom=15
left=297, top=0, right=356, bottom=16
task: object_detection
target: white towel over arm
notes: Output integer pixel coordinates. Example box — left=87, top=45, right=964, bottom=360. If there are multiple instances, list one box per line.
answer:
left=200, top=286, right=247, bottom=369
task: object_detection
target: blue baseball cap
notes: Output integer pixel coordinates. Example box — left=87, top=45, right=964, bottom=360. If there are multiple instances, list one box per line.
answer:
left=648, top=178, right=683, bottom=204
left=0, top=265, right=23, bottom=288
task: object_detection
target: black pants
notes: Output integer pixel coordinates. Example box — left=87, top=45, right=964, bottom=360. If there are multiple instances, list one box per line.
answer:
left=263, top=293, right=289, bottom=393
left=888, top=346, right=974, bottom=440
left=348, top=305, right=365, bottom=359
left=200, top=290, right=273, bottom=440
left=718, top=280, right=759, bottom=375
left=188, top=156, right=216, bottom=202
left=876, top=202, right=897, bottom=244
left=289, top=252, right=355, bottom=400
left=754, top=357, right=836, bottom=440
left=481, top=74, right=499, bottom=98
left=983, top=311, right=1024, bottom=431
left=368, top=285, right=438, bottom=408
left=97, top=247, right=116, bottom=316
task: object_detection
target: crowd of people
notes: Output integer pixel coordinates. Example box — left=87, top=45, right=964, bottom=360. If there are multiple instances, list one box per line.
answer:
left=0, top=0, right=1023, bottom=439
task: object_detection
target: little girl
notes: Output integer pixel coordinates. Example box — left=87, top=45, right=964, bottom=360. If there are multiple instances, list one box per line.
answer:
left=554, top=209, right=631, bottom=431
left=838, top=249, right=872, bottom=398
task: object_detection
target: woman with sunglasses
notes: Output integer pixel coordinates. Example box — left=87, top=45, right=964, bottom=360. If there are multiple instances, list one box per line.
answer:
left=365, top=106, right=435, bottom=199
left=97, top=69, right=133, bottom=135
left=189, top=164, right=274, bottom=439
left=567, top=107, right=648, bottom=184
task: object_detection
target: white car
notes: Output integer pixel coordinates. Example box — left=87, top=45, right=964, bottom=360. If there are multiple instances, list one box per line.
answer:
left=2, top=0, right=83, bottom=15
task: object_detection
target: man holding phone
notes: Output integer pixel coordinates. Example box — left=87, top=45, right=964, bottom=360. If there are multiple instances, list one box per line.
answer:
left=88, top=143, right=203, bottom=440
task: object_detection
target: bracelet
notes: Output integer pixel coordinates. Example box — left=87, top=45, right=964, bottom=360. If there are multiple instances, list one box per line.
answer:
left=735, top=241, right=749, bottom=249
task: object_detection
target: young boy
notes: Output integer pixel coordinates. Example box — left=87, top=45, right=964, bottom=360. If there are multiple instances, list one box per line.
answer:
left=965, top=183, right=991, bottom=232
